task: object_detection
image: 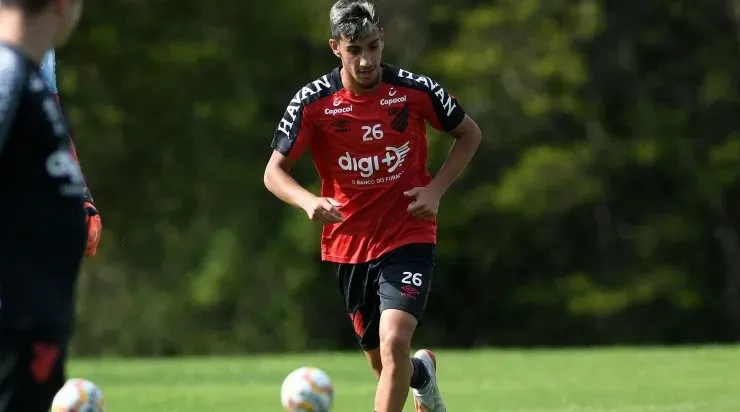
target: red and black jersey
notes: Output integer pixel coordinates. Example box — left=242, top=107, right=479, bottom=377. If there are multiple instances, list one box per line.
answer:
left=0, top=43, right=87, bottom=335
left=271, top=63, right=466, bottom=264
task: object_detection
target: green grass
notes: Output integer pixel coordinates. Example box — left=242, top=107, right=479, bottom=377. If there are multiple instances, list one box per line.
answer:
left=68, top=346, right=739, bottom=411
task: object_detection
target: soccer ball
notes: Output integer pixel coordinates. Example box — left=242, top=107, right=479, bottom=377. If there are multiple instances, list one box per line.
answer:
left=280, top=366, right=334, bottom=411
left=50, top=378, right=105, bottom=412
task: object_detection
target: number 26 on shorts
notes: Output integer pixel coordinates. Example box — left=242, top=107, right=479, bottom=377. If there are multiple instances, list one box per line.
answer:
left=402, top=271, right=423, bottom=286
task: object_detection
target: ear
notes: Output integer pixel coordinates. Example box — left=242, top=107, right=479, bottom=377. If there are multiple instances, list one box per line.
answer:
left=328, top=38, right=342, bottom=59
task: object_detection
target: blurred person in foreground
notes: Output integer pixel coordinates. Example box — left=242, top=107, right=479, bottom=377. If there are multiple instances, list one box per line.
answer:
left=40, top=49, right=102, bottom=258
left=264, top=1, right=482, bottom=411
left=0, top=0, right=87, bottom=410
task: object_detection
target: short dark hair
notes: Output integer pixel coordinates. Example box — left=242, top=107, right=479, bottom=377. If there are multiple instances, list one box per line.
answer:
left=0, top=0, right=54, bottom=14
left=330, top=0, right=380, bottom=43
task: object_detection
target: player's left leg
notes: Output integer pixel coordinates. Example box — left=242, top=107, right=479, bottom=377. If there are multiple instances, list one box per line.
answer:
left=334, top=261, right=385, bottom=380
left=375, top=309, right=416, bottom=411
left=373, top=243, right=445, bottom=412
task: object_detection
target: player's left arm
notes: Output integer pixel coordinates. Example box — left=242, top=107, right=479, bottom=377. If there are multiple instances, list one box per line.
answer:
left=41, top=49, right=102, bottom=257
left=405, top=78, right=482, bottom=219
left=427, top=114, right=481, bottom=195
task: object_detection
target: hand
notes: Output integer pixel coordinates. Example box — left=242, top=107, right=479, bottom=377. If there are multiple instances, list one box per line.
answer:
left=83, top=201, right=102, bottom=257
left=302, top=197, right=344, bottom=225
left=404, top=186, right=442, bottom=221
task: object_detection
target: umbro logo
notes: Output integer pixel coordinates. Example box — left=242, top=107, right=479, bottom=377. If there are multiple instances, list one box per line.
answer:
left=331, top=119, right=351, bottom=133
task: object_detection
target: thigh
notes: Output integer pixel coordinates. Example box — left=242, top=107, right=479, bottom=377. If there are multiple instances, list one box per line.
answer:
left=377, top=243, right=436, bottom=322
left=334, top=262, right=382, bottom=351
left=0, top=334, right=66, bottom=412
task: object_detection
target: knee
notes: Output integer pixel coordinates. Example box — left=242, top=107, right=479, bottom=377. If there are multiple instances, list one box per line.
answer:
left=379, top=332, right=412, bottom=367
left=378, top=309, right=417, bottom=367
left=380, top=334, right=410, bottom=370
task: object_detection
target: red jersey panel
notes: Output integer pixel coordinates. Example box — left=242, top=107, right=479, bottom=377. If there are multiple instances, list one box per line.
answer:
left=271, top=64, right=466, bottom=263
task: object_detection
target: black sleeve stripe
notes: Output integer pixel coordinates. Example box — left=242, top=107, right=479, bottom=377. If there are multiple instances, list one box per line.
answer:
left=271, top=100, right=306, bottom=155
left=426, top=84, right=465, bottom=131
left=271, top=69, right=343, bottom=156
left=0, top=48, right=27, bottom=152
left=382, top=64, right=466, bottom=132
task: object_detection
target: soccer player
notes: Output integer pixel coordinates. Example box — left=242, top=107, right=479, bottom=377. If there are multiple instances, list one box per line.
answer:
left=264, top=1, right=482, bottom=411
left=40, top=48, right=102, bottom=258
left=0, top=0, right=86, bottom=410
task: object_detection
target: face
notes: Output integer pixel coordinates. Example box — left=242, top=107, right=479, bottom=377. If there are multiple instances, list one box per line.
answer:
left=52, top=0, right=83, bottom=46
left=329, top=28, right=384, bottom=90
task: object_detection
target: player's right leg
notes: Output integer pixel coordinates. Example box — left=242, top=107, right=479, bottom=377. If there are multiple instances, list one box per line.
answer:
left=364, top=348, right=382, bottom=380
left=0, top=330, right=66, bottom=412
left=334, top=262, right=384, bottom=379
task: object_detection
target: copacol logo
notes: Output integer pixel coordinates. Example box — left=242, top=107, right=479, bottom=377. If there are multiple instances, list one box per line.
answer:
left=325, top=105, right=352, bottom=115
left=381, top=87, right=407, bottom=107
left=380, top=95, right=407, bottom=106
left=325, top=97, right=353, bottom=115
left=337, top=142, right=410, bottom=178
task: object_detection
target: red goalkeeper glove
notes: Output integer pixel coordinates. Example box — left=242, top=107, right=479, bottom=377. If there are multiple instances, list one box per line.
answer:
left=84, top=201, right=102, bottom=257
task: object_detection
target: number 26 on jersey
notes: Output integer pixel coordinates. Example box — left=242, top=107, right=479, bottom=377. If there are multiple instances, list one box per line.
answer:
left=362, top=124, right=383, bottom=141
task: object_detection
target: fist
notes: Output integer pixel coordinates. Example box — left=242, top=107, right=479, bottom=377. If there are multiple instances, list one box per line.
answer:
left=404, top=186, right=441, bottom=221
left=303, top=197, right=344, bottom=225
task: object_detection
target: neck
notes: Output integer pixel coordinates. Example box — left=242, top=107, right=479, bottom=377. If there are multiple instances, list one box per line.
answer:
left=0, top=10, right=53, bottom=63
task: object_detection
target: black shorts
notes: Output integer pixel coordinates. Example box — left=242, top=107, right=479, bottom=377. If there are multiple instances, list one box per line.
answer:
left=0, top=331, right=67, bottom=412
left=334, top=243, right=436, bottom=351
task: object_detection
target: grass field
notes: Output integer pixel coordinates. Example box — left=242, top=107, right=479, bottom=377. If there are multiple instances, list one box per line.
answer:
left=67, top=346, right=738, bottom=411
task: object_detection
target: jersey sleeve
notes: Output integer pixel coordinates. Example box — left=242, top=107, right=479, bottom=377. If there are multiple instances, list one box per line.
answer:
left=42, top=51, right=95, bottom=202
left=40, top=49, right=58, bottom=94
left=0, top=50, right=27, bottom=152
left=270, top=98, right=315, bottom=162
left=419, top=77, right=466, bottom=133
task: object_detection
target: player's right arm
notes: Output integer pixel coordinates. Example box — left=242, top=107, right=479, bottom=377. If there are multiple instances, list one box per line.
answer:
left=264, top=96, right=343, bottom=224
left=41, top=49, right=103, bottom=257
left=0, top=50, right=27, bottom=155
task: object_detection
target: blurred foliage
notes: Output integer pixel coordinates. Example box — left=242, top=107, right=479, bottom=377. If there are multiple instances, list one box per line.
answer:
left=59, top=0, right=740, bottom=355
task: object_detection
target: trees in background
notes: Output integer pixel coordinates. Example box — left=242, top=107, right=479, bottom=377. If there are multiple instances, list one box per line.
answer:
left=63, top=0, right=740, bottom=355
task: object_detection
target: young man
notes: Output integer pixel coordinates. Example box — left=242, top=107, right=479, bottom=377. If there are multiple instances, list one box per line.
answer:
left=264, top=1, right=482, bottom=411
left=0, top=0, right=86, bottom=410
left=40, top=48, right=102, bottom=257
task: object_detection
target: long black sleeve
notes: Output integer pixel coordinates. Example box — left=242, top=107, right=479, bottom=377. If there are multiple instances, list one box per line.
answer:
left=0, top=48, right=27, bottom=154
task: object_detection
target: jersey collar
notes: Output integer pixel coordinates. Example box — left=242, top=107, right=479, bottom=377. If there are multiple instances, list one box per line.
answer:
left=331, top=63, right=396, bottom=99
